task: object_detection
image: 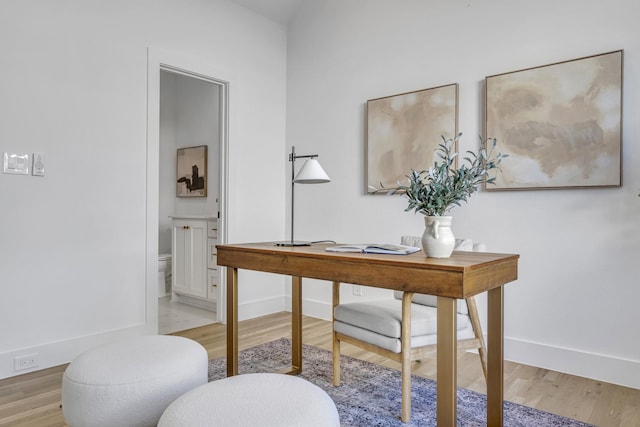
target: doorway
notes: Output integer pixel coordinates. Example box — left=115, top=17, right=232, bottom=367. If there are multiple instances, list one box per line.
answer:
left=146, top=49, right=229, bottom=335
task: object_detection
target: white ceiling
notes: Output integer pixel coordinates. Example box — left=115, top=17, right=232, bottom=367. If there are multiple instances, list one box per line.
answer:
left=227, top=0, right=305, bottom=25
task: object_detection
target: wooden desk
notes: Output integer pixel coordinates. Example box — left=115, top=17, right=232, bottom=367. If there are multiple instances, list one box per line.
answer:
left=217, top=242, right=519, bottom=426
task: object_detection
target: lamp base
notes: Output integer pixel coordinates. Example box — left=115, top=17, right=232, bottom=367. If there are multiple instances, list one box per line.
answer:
left=274, top=241, right=312, bottom=247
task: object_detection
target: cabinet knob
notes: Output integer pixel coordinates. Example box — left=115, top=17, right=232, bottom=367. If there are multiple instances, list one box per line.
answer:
left=183, top=225, right=189, bottom=230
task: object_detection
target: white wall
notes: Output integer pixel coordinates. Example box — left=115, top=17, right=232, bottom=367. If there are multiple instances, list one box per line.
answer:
left=0, top=0, right=287, bottom=379
left=287, top=0, right=640, bottom=389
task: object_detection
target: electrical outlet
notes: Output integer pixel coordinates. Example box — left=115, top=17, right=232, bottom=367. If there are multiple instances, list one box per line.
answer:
left=14, top=353, right=39, bottom=371
left=32, top=152, right=45, bottom=176
left=352, top=285, right=363, bottom=296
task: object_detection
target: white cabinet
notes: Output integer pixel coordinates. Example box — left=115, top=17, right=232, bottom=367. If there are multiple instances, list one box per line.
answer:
left=171, top=216, right=218, bottom=310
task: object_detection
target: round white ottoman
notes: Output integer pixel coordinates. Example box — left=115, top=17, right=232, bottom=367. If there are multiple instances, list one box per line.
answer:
left=158, top=373, right=340, bottom=427
left=62, top=335, right=208, bottom=427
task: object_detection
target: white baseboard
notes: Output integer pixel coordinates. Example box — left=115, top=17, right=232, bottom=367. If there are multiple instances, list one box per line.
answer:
left=0, top=324, right=148, bottom=380
left=505, top=337, right=640, bottom=390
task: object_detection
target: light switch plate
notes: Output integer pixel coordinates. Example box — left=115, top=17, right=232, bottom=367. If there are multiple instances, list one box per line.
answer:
left=32, top=152, right=45, bottom=176
left=3, top=152, right=30, bottom=175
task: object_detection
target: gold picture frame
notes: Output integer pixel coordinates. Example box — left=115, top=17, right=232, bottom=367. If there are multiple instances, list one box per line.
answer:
left=485, top=50, right=623, bottom=190
left=366, top=83, right=459, bottom=194
left=176, top=145, right=207, bottom=197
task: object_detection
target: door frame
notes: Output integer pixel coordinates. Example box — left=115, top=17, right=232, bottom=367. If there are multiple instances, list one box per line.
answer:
left=146, top=48, right=230, bottom=332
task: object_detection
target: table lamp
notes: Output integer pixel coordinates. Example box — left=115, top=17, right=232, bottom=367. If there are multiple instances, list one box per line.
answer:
left=275, top=146, right=330, bottom=246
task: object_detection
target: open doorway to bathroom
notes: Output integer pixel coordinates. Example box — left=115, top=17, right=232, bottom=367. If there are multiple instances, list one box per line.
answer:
left=156, top=67, right=227, bottom=335
left=147, top=55, right=229, bottom=334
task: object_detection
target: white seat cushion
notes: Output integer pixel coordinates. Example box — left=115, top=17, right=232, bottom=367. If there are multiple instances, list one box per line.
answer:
left=334, top=319, right=475, bottom=354
left=334, top=299, right=471, bottom=338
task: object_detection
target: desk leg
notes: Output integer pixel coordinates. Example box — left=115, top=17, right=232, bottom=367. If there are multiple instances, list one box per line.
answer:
left=290, top=276, right=302, bottom=375
left=332, top=281, right=341, bottom=386
left=487, top=286, right=504, bottom=426
left=226, top=267, right=238, bottom=377
left=437, top=296, right=457, bottom=426
left=401, top=292, right=414, bottom=422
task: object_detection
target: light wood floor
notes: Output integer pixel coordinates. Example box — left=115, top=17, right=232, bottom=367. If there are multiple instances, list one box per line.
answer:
left=1, top=312, right=639, bottom=426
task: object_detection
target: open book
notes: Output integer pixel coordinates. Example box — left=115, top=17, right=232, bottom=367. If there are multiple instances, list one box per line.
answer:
left=325, top=243, right=421, bottom=255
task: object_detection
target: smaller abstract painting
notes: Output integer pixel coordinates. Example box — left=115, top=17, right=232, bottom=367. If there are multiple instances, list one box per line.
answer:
left=366, top=84, right=458, bottom=194
left=176, top=145, right=207, bottom=197
left=485, top=50, right=623, bottom=190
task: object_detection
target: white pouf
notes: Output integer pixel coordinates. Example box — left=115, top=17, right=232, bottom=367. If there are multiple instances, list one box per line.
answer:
left=62, top=335, right=208, bottom=427
left=158, top=373, right=340, bottom=427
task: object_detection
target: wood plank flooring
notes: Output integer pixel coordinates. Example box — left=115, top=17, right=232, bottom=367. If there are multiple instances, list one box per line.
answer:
left=1, top=312, right=638, bottom=426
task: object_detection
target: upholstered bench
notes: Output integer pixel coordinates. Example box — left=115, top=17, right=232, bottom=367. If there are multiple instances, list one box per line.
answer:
left=158, top=373, right=340, bottom=426
left=61, top=335, right=208, bottom=427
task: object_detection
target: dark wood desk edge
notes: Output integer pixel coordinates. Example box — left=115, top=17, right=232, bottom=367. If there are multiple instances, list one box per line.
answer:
left=216, top=242, right=519, bottom=270
left=216, top=243, right=519, bottom=298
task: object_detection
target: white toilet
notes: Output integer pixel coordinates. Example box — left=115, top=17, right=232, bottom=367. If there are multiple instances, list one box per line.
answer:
left=158, top=253, right=172, bottom=297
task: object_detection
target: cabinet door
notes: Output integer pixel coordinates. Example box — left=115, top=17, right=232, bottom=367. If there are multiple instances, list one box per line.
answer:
left=172, top=223, right=189, bottom=294
left=188, top=221, right=208, bottom=298
left=172, top=220, right=208, bottom=299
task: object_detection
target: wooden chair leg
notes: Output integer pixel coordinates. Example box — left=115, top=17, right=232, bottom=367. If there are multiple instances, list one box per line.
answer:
left=477, top=341, right=488, bottom=382
left=332, top=332, right=341, bottom=386
left=466, top=296, right=488, bottom=382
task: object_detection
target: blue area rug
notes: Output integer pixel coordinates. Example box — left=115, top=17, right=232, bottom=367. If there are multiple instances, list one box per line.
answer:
left=208, top=338, right=594, bottom=426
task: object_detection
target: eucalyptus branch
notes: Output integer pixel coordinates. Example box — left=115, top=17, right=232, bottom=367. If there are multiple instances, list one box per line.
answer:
left=397, top=134, right=507, bottom=216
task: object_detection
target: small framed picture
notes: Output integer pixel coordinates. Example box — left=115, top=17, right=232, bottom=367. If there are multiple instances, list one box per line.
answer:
left=176, top=145, right=207, bottom=197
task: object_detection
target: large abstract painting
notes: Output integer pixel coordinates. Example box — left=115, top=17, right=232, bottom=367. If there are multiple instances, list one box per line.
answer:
left=485, top=50, right=623, bottom=190
left=366, top=84, right=458, bottom=194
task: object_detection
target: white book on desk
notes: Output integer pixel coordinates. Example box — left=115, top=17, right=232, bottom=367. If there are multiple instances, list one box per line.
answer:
left=325, top=244, right=421, bottom=255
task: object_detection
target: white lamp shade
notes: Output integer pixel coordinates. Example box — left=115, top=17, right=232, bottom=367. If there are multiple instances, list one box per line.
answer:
left=294, top=158, right=331, bottom=183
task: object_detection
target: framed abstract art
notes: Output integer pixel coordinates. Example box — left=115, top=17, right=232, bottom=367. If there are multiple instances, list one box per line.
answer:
left=366, top=83, right=458, bottom=194
left=485, top=50, right=623, bottom=190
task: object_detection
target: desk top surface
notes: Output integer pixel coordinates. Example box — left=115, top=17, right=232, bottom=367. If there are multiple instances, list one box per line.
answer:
left=217, top=242, right=519, bottom=298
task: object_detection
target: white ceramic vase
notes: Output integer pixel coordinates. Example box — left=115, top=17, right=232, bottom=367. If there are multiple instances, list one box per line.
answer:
left=421, top=216, right=455, bottom=258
